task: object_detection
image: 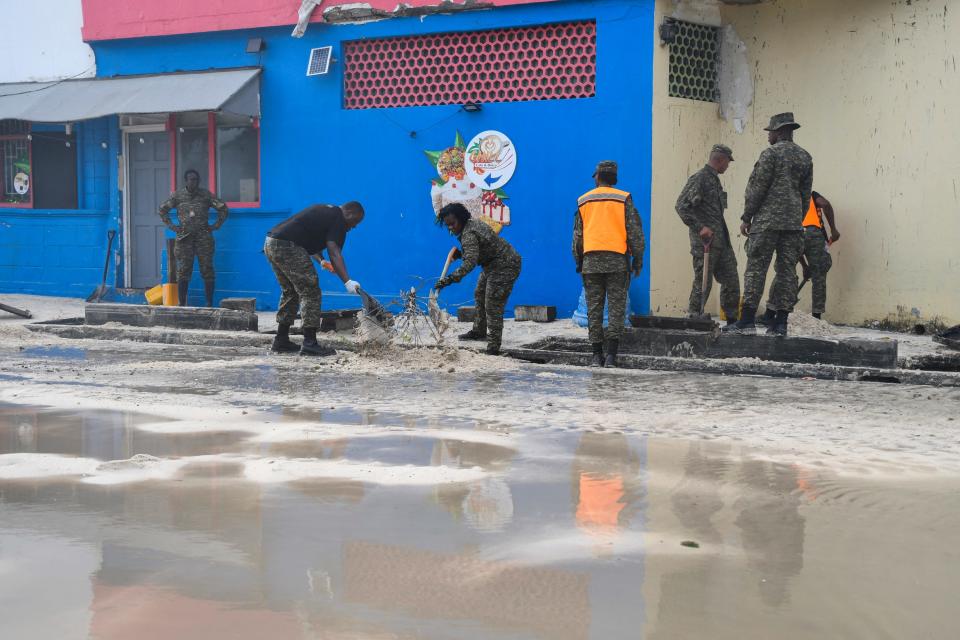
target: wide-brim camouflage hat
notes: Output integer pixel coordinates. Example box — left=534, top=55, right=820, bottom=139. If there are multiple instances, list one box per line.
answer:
left=593, top=160, right=618, bottom=176
left=763, top=112, right=801, bottom=131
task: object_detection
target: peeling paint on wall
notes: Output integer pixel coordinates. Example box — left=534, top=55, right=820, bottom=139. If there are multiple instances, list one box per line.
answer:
left=718, top=25, right=752, bottom=132
left=322, top=0, right=495, bottom=23
left=670, top=0, right=721, bottom=27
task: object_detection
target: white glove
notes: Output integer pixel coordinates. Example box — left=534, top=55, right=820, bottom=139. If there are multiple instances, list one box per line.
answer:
left=344, top=280, right=360, bottom=294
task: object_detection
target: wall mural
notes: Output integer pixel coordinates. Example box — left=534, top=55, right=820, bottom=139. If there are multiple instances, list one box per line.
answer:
left=425, top=130, right=515, bottom=232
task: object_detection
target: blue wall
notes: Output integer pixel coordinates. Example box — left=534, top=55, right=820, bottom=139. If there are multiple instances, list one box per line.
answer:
left=5, top=0, right=653, bottom=316
left=0, top=117, right=121, bottom=298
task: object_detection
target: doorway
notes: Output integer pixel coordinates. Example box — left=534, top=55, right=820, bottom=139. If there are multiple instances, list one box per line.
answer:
left=125, top=130, right=170, bottom=288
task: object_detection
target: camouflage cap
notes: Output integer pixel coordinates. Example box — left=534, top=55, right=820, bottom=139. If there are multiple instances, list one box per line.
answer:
left=593, top=160, right=618, bottom=176
left=711, top=144, right=734, bottom=161
left=763, top=112, right=801, bottom=132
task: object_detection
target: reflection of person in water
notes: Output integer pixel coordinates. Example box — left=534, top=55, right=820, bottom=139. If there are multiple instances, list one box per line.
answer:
left=571, top=431, right=644, bottom=538
left=432, top=437, right=517, bottom=532
left=734, top=459, right=805, bottom=607
left=670, top=440, right=728, bottom=545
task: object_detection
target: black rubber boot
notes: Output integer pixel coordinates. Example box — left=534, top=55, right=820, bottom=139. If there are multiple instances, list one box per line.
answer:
left=768, top=310, right=789, bottom=337
left=813, top=312, right=822, bottom=320
left=300, top=328, right=336, bottom=356
left=204, top=279, right=215, bottom=308
left=755, top=308, right=776, bottom=327
left=723, top=307, right=757, bottom=335
left=177, top=279, right=189, bottom=307
left=590, top=343, right=605, bottom=368
left=271, top=324, right=300, bottom=353
left=603, top=339, right=619, bottom=368
left=484, top=343, right=501, bottom=356
left=459, top=329, right=487, bottom=341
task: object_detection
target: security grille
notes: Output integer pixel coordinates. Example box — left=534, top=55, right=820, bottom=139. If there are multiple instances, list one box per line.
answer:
left=342, top=21, right=597, bottom=110
left=667, top=20, right=720, bottom=103
left=307, top=46, right=333, bottom=76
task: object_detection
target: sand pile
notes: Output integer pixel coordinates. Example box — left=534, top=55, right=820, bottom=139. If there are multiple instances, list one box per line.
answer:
left=326, top=344, right=522, bottom=374
left=789, top=312, right=843, bottom=338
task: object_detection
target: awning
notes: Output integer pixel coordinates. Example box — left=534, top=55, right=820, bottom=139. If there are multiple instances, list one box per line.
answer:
left=0, top=68, right=260, bottom=123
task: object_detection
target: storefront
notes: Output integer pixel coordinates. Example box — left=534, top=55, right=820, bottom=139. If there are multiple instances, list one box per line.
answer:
left=1, top=0, right=654, bottom=315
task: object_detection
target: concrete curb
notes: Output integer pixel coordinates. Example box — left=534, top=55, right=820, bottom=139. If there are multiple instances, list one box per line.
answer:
left=25, top=322, right=960, bottom=387
left=26, top=323, right=357, bottom=352
left=504, top=348, right=960, bottom=387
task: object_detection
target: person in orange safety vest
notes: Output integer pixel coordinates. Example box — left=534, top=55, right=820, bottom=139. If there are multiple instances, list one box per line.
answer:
left=572, top=160, right=645, bottom=368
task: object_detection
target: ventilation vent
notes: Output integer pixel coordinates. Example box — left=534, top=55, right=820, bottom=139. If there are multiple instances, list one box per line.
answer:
left=667, top=19, right=720, bottom=103
left=342, top=21, right=597, bottom=110
left=307, top=46, right=333, bottom=76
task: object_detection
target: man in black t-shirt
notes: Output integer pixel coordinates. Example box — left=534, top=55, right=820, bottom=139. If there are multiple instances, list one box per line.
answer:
left=263, top=202, right=365, bottom=355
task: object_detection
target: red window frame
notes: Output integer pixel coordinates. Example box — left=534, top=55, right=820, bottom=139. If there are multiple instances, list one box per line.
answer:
left=168, top=112, right=261, bottom=208
left=0, top=121, right=34, bottom=208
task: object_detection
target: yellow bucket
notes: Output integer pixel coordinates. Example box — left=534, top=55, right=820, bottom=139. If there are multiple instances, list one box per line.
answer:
left=161, top=283, right=179, bottom=306
left=145, top=284, right=163, bottom=305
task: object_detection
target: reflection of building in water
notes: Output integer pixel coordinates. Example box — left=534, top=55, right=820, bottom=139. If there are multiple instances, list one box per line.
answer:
left=571, top=431, right=644, bottom=539
left=343, top=539, right=590, bottom=640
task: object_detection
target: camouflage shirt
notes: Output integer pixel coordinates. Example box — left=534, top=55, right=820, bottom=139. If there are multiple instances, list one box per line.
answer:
left=742, top=140, right=813, bottom=232
left=676, top=164, right=728, bottom=232
left=158, top=187, right=229, bottom=239
left=448, top=218, right=520, bottom=283
left=572, top=194, right=646, bottom=274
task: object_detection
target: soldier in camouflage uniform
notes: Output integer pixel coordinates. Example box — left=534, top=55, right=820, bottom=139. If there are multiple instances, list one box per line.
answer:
left=158, top=169, right=229, bottom=307
left=759, top=190, right=840, bottom=323
left=435, top=203, right=521, bottom=355
left=675, top=144, right=740, bottom=324
left=573, top=160, right=645, bottom=368
left=264, top=202, right=365, bottom=356
left=726, top=113, right=813, bottom=336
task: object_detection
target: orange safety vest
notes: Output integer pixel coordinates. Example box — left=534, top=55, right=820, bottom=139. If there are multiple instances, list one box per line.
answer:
left=578, top=187, right=630, bottom=254
left=802, top=196, right=822, bottom=228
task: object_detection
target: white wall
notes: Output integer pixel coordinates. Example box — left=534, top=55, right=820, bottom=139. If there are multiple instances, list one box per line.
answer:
left=0, top=0, right=95, bottom=83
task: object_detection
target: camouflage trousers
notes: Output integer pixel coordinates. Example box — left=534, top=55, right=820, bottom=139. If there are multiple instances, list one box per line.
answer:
left=175, top=231, right=215, bottom=281
left=743, top=230, right=804, bottom=312
left=801, top=226, right=833, bottom=314
left=582, top=270, right=630, bottom=344
left=687, top=229, right=741, bottom=319
left=473, top=255, right=521, bottom=349
left=263, top=237, right=322, bottom=329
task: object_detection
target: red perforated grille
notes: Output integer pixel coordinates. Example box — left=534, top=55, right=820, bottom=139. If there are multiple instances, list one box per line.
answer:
left=343, top=21, right=597, bottom=110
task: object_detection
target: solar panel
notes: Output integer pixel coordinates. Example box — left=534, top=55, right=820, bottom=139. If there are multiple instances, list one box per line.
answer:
left=306, top=46, right=333, bottom=76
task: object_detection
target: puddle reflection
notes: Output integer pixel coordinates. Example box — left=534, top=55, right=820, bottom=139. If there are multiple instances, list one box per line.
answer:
left=0, top=403, right=958, bottom=639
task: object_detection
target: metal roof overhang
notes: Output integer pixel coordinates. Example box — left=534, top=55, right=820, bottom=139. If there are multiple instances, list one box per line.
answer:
left=0, top=68, right=260, bottom=123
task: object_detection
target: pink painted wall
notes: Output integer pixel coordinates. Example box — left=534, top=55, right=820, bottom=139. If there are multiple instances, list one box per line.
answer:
left=81, top=0, right=557, bottom=41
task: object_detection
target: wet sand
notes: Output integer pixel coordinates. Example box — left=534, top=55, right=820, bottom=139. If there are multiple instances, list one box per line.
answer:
left=1, top=397, right=958, bottom=639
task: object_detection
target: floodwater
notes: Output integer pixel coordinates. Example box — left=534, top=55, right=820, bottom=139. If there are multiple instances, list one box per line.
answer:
left=1, top=403, right=958, bottom=639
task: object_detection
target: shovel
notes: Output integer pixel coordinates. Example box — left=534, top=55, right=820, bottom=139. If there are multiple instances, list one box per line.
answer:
left=698, top=238, right=712, bottom=316
left=87, top=229, right=117, bottom=303
left=428, top=247, right=458, bottom=329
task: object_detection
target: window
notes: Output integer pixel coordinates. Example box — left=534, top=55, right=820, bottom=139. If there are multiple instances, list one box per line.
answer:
left=171, top=111, right=260, bottom=206
left=32, top=132, right=78, bottom=209
left=0, top=120, right=79, bottom=209
left=343, top=21, right=597, bottom=110
left=667, top=19, right=720, bottom=103
left=175, top=112, right=210, bottom=187
left=216, top=113, right=259, bottom=203
left=0, top=120, right=32, bottom=207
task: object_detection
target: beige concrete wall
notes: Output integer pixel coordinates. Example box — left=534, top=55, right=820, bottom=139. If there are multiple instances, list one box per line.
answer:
left=650, top=0, right=960, bottom=325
